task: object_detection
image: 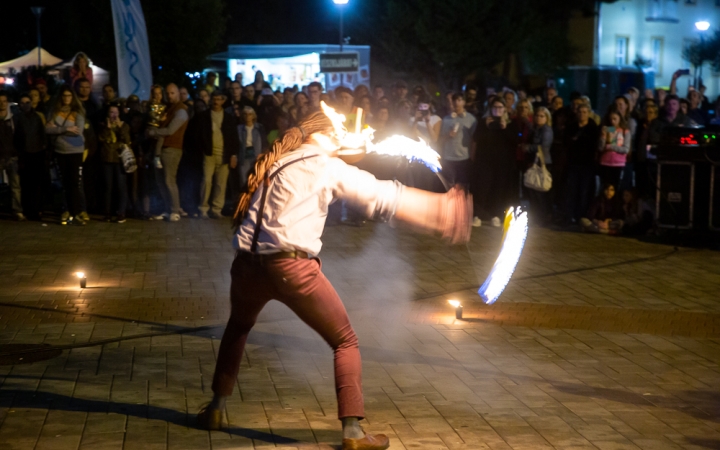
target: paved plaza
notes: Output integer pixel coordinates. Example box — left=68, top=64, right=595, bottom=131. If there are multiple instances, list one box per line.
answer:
left=0, top=216, right=719, bottom=450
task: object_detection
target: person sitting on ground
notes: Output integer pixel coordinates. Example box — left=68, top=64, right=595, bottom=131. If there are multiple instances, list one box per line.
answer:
left=580, top=183, right=624, bottom=234
left=621, top=188, right=653, bottom=236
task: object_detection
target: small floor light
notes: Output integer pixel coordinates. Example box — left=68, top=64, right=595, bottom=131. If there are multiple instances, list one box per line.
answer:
left=448, top=299, right=463, bottom=320
left=76, top=272, right=86, bottom=289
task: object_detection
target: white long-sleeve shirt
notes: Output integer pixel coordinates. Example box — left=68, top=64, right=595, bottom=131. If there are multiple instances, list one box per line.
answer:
left=235, top=143, right=403, bottom=255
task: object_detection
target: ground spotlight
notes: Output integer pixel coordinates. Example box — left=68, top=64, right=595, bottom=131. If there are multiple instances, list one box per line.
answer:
left=448, top=299, right=463, bottom=320
left=76, top=272, right=86, bottom=289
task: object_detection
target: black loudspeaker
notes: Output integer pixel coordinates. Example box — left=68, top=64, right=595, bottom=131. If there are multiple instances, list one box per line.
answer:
left=712, top=166, right=720, bottom=230
left=656, top=162, right=694, bottom=229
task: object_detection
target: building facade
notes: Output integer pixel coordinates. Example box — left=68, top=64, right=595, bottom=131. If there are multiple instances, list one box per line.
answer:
left=587, top=0, right=720, bottom=97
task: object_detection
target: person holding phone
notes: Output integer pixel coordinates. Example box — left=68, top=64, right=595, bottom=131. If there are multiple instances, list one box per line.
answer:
left=99, top=102, right=131, bottom=223
left=410, top=96, right=441, bottom=148
left=46, top=87, right=88, bottom=225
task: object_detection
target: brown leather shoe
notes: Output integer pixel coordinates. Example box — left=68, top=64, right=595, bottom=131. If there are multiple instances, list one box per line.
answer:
left=196, top=405, right=223, bottom=430
left=342, top=433, right=390, bottom=450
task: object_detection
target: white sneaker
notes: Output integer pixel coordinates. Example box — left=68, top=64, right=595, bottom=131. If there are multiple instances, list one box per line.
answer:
left=491, top=216, right=502, bottom=227
left=169, top=213, right=181, bottom=222
left=179, top=208, right=189, bottom=218
left=151, top=213, right=166, bottom=221
left=472, top=217, right=482, bottom=227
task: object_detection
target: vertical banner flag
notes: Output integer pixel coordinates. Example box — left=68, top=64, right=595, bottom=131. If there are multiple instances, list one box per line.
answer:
left=111, top=0, right=152, bottom=99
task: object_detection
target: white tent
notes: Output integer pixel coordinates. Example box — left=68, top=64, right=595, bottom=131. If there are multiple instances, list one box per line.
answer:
left=0, top=47, right=63, bottom=73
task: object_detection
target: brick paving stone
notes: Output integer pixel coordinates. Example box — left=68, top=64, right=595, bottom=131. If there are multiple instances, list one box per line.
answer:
left=0, top=219, right=719, bottom=449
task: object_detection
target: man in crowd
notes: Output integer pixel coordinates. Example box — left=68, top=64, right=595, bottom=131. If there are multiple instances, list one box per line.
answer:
left=281, top=87, right=294, bottom=113
left=147, top=83, right=189, bottom=222
left=204, top=72, right=217, bottom=93
left=440, top=93, right=477, bottom=190
left=0, top=91, right=24, bottom=220
left=75, top=78, right=99, bottom=120
left=464, top=84, right=480, bottom=116
left=196, top=91, right=240, bottom=219
left=242, top=84, right=257, bottom=110
left=393, top=80, right=408, bottom=103
left=307, top=81, right=323, bottom=114
left=564, top=104, right=599, bottom=224
left=15, top=93, right=48, bottom=221
left=686, top=90, right=707, bottom=126
left=649, top=94, right=694, bottom=145
left=545, top=86, right=557, bottom=107
left=35, top=79, right=51, bottom=114
left=74, top=77, right=101, bottom=212
left=102, top=84, right=117, bottom=106
left=225, top=81, right=245, bottom=113
left=373, top=85, right=385, bottom=103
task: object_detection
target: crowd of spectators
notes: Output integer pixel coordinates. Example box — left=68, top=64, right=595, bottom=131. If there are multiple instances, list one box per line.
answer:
left=0, top=56, right=710, bottom=235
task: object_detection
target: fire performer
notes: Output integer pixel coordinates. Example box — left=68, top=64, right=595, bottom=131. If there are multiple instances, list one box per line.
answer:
left=197, top=111, right=471, bottom=450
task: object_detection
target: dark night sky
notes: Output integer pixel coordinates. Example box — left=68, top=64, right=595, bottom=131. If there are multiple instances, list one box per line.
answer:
left=3, top=0, right=370, bottom=63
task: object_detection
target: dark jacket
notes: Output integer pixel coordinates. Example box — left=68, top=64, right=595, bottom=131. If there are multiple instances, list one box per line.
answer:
left=195, top=109, right=240, bottom=164
left=99, top=122, right=131, bottom=164
left=15, top=110, right=46, bottom=155
left=566, top=120, right=600, bottom=167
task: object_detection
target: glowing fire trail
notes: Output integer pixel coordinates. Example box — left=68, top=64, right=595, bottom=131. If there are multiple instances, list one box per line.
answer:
left=320, top=101, right=527, bottom=305
left=477, top=207, right=528, bottom=304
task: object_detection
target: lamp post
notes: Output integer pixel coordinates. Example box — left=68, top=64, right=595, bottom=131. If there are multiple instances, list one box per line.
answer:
left=333, top=0, right=348, bottom=52
left=695, top=21, right=710, bottom=88
left=30, top=7, right=44, bottom=67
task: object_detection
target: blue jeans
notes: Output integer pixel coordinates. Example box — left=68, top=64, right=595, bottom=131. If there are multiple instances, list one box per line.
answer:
left=104, top=163, right=128, bottom=216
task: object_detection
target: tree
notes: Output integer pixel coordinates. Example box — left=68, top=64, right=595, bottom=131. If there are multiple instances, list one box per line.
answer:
left=142, top=0, right=226, bottom=85
left=682, top=31, right=720, bottom=87
left=353, top=0, right=619, bottom=89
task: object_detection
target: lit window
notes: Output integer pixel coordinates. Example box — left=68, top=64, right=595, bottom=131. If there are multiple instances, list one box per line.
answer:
left=651, top=37, right=663, bottom=76
left=616, top=37, right=629, bottom=65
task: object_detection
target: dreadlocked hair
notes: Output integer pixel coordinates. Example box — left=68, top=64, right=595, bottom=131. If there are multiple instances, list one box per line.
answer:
left=233, top=111, right=334, bottom=226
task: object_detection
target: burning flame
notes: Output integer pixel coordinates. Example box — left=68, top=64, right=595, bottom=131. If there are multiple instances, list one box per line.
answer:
left=321, top=101, right=442, bottom=172
left=76, top=272, right=85, bottom=278
left=367, top=136, right=442, bottom=173
left=478, top=207, right=528, bottom=304
left=447, top=299, right=461, bottom=308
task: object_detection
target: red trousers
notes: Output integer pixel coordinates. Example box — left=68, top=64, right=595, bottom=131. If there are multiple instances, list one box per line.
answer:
left=212, top=255, right=365, bottom=419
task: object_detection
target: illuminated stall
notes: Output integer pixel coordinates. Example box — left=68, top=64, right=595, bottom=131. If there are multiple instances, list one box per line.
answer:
left=209, top=44, right=371, bottom=91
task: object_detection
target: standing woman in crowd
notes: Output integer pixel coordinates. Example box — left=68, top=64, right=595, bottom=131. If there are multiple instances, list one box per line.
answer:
left=46, top=87, right=88, bottom=225
left=503, top=90, right=518, bottom=118
left=613, top=95, right=637, bottom=191
left=98, top=102, right=131, bottom=223
left=410, top=97, right=441, bottom=149
left=513, top=99, right=534, bottom=173
left=237, top=106, right=265, bottom=183
left=472, top=96, right=518, bottom=227
left=526, top=107, right=553, bottom=225
left=293, top=92, right=309, bottom=124
left=598, top=108, right=631, bottom=189
left=68, top=52, right=93, bottom=86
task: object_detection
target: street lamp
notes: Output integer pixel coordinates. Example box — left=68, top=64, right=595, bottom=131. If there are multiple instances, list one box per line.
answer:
left=30, top=7, right=44, bottom=67
left=695, top=21, right=711, bottom=88
left=695, top=21, right=710, bottom=31
left=333, top=0, right=348, bottom=52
